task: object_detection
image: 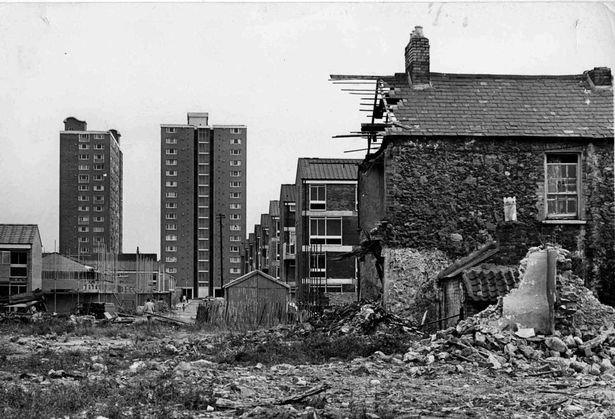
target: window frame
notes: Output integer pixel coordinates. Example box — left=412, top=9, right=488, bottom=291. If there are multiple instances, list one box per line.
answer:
left=309, top=184, right=326, bottom=211
left=309, top=217, right=342, bottom=245
left=544, top=153, right=582, bottom=220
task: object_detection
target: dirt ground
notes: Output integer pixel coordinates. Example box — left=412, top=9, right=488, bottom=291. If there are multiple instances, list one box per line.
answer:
left=0, top=320, right=613, bottom=419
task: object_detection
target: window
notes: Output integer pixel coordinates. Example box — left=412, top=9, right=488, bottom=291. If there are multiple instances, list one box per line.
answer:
left=165, top=234, right=177, bottom=241
left=79, top=154, right=89, bottom=160
left=230, top=138, right=241, bottom=145
left=78, top=185, right=89, bottom=191
left=166, top=202, right=177, bottom=209
left=310, top=254, right=326, bottom=278
left=94, top=206, right=103, bottom=212
left=79, top=144, right=90, bottom=149
left=229, top=203, right=241, bottom=209
left=165, top=181, right=177, bottom=187
left=94, top=216, right=104, bottom=222
left=230, top=181, right=241, bottom=188
left=79, top=247, right=89, bottom=254
left=93, top=175, right=103, bottom=181
left=93, top=237, right=104, bottom=244
left=229, top=268, right=241, bottom=274
left=78, top=195, right=89, bottom=201
left=229, top=214, right=241, bottom=220
left=165, top=159, right=177, bottom=166
left=94, top=134, right=105, bottom=140
left=166, top=223, right=177, bottom=230
left=230, top=192, right=241, bottom=199
left=309, top=218, right=342, bottom=244
left=165, top=257, right=177, bottom=263
left=78, top=216, right=89, bottom=223
left=93, top=185, right=104, bottom=191
left=78, top=165, right=89, bottom=170
left=166, top=267, right=177, bottom=274
left=230, top=128, right=241, bottom=134
left=230, top=246, right=240, bottom=252
left=230, top=160, right=241, bottom=166
left=230, top=225, right=241, bottom=231
left=166, top=213, right=177, bottom=220
left=78, top=206, right=89, bottom=211
left=93, top=227, right=104, bottom=233
left=230, top=149, right=241, bottom=155
left=165, top=170, right=177, bottom=176
left=94, top=144, right=104, bottom=150
left=166, top=127, right=176, bottom=133
left=94, top=154, right=104, bottom=161
left=229, top=257, right=241, bottom=263
left=309, top=185, right=326, bottom=210
left=78, top=226, right=89, bottom=233
left=289, top=203, right=296, bottom=213
left=79, top=237, right=89, bottom=243
left=546, top=154, right=580, bottom=219
left=78, top=175, right=89, bottom=183
left=165, top=138, right=177, bottom=144
left=230, top=171, right=241, bottom=177
left=166, top=192, right=177, bottom=198
left=165, top=245, right=177, bottom=252
left=93, top=164, right=104, bottom=170
left=78, top=134, right=90, bottom=142
left=166, top=149, right=177, bottom=155
left=93, top=196, right=104, bottom=203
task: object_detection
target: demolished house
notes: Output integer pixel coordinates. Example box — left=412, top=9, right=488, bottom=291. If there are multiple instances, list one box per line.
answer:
left=332, top=26, right=614, bottom=324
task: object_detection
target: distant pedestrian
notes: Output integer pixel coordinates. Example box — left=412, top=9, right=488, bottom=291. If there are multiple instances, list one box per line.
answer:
left=181, top=294, right=187, bottom=312
left=144, top=298, right=155, bottom=329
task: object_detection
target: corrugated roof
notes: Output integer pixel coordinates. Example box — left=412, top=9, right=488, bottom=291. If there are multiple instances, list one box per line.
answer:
left=269, top=200, right=280, bottom=217
left=280, top=184, right=296, bottom=202
left=260, top=214, right=270, bottom=226
left=297, top=158, right=361, bottom=180
left=0, top=224, right=40, bottom=245
left=42, top=253, right=94, bottom=273
left=381, top=72, right=613, bottom=138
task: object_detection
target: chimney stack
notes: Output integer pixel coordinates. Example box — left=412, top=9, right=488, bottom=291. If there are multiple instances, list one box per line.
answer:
left=405, top=26, right=430, bottom=87
left=586, top=67, right=612, bottom=87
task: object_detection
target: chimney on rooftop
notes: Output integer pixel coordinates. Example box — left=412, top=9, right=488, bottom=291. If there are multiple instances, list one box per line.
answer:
left=405, top=26, right=430, bottom=87
left=586, top=67, right=612, bottom=87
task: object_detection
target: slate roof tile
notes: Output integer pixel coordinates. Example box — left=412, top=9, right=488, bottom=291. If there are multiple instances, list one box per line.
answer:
left=297, top=158, right=361, bottom=181
left=0, top=224, right=40, bottom=245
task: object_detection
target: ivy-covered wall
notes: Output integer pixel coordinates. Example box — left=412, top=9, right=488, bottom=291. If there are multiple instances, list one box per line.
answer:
left=373, top=136, right=614, bottom=302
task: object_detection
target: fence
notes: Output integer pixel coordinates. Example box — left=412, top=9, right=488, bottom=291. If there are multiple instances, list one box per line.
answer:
left=196, top=298, right=289, bottom=330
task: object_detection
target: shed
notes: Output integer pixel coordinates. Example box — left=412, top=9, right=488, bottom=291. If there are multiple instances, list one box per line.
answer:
left=223, top=270, right=290, bottom=325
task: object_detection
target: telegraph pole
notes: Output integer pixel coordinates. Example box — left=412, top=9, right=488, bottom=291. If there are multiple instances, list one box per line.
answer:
left=217, top=213, right=226, bottom=296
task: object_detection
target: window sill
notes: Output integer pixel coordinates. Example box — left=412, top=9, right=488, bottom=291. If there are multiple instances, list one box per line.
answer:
left=542, top=219, right=587, bottom=225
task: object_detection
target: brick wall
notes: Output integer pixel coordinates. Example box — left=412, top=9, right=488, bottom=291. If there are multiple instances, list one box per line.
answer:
left=326, top=184, right=356, bottom=211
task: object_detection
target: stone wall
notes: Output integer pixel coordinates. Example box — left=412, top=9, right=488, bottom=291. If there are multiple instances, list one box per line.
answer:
left=379, top=137, right=614, bottom=301
left=382, top=247, right=451, bottom=323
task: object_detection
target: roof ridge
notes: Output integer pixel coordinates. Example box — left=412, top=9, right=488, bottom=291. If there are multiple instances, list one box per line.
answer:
left=393, top=72, right=584, bottom=79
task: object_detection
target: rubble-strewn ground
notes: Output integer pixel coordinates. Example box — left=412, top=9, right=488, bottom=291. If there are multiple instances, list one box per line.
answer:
left=1, top=315, right=615, bottom=419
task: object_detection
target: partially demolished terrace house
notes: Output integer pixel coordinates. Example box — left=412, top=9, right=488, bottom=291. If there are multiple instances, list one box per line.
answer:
left=333, top=26, right=614, bottom=326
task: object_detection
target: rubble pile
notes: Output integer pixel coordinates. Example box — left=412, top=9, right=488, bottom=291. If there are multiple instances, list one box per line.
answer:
left=307, top=301, right=420, bottom=336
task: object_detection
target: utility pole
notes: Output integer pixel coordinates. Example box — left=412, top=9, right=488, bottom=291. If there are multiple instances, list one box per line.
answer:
left=217, top=213, right=226, bottom=296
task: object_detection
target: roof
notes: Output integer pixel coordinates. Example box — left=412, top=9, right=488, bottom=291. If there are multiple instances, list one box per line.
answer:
left=0, top=224, right=41, bottom=245
left=280, top=184, right=296, bottom=202
left=223, top=269, right=291, bottom=290
left=42, top=253, right=94, bottom=272
left=462, top=265, right=520, bottom=301
left=297, top=158, right=361, bottom=181
left=260, top=213, right=270, bottom=226
left=269, top=200, right=280, bottom=217
left=437, top=242, right=499, bottom=279
left=380, top=72, right=613, bottom=138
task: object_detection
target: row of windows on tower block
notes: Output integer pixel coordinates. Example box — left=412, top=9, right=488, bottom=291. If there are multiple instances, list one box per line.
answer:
left=78, top=237, right=105, bottom=243
left=165, top=127, right=243, bottom=134
left=79, top=152, right=104, bottom=159
left=78, top=134, right=106, bottom=141
left=78, top=216, right=105, bottom=223
left=164, top=148, right=241, bottom=156
left=78, top=206, right=105, bottom=212
left=78, top=185, right=105, bottom=191
left=78, top=144, right=105, bottom=150
left=78, top=196, right=105, bottom=202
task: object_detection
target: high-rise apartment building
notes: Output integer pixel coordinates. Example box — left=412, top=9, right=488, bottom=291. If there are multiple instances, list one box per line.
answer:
left=160, top=113, right=246, bottom=298
left=59, top=117, right=123, bottom=258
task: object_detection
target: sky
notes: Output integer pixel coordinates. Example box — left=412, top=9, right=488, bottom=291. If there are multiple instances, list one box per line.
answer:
left=0, top=2, right=614, bottom=255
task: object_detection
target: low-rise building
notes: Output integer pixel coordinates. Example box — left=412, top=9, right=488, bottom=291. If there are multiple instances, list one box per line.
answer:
left=295, top=158, right=361, bottom=307
left=0, top=224, right=42, bottom=296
